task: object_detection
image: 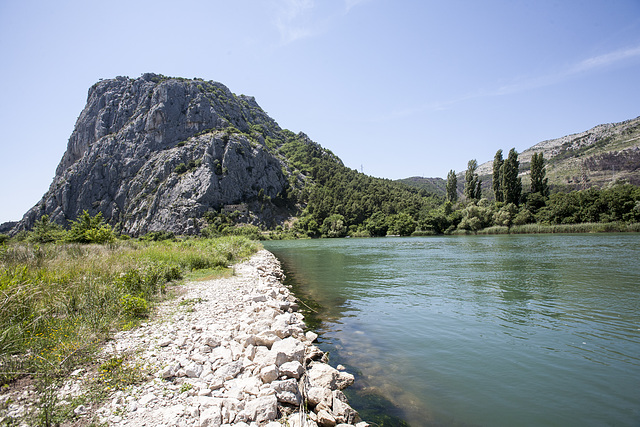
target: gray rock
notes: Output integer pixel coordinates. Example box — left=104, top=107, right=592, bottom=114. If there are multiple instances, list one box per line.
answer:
left=271, top=378, right=301, bottom=405
left=11, top=74, right=325, bottom=236
left=215, top=360, right=243, bottom=380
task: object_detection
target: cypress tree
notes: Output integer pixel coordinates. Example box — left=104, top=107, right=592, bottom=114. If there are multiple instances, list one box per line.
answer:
left=501, top=148, right=522, bottom=205
left=464, top=159, right=481, bottom=201
left=492, top=149, right=504, bottom=202
left=446, top=169, right=458, bottom=203
left=530, top=152, right=549, bottom=197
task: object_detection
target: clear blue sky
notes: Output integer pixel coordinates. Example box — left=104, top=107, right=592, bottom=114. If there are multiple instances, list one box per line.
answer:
left=1, top=0, right=640, bottom=223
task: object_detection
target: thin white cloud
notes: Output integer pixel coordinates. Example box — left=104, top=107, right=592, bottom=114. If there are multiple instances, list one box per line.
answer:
left=570, top=45, right=640, bottom=74
left=344, top=0, right=372, bottom=13
left=272, top=0, right=373, bottom=44
left=491, top=44, right=640, bottom=97
left=372, top=44, right=640, bottom=121
left=274, top=0, right=316, bottom=44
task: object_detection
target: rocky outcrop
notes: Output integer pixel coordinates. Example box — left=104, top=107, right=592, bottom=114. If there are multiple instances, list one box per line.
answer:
left=13, top=74, right=311, bottom=235
left=50, top=250, right=366, bottom=426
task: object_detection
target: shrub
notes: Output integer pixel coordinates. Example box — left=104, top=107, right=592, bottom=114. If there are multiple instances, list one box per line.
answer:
left=66, top=211, right=115, bottom=244
left=120, top=294, right=149, bottom=318
left=174, top=163, right=188, bottom=174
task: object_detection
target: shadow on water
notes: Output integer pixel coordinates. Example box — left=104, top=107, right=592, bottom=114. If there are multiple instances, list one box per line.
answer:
left=281, top=260, right=411, bottom=427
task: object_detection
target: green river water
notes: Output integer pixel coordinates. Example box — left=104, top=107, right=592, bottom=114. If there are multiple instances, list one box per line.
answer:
left=264, top=234, right=640, bottom=427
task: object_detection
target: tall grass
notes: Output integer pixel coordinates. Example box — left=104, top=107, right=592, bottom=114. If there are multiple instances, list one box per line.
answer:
left=0, top=236, right=259, bottom=387
left=508, top=222, right=639, bottom=234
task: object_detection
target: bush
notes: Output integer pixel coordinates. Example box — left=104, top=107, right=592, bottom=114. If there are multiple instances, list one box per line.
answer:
left=27, top=215, right=66, bottom=243
left=120, top=294, right=149, bottom=317
left=66, top=211, right=115, bottom=244
left=174, top=163, right=188, bottom=174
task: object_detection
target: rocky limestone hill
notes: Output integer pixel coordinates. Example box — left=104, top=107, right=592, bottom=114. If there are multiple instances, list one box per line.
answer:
left=402, top=116, right=640, bottom=197
left=12, top=74, right=338, bottom=236
left=476, top=116, right=640, bottom=190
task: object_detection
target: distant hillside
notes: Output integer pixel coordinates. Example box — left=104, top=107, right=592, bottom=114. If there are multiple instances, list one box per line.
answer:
left=396, top=176, right=448, bottom=197
left=476, top=116, right=640, bottom=191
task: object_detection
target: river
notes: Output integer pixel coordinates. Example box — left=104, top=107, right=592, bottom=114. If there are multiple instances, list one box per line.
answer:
left=264, top=234, right=640, bottom=427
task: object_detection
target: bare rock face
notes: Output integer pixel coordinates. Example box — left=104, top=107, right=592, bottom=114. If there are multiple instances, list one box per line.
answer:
left=14, top=73, right=309, bottom=235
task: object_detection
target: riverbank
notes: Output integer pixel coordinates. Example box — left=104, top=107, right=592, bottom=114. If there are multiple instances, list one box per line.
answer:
left=1, top=249, right=367, bottom=426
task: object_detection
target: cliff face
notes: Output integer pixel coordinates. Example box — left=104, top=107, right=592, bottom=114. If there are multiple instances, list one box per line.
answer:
left=15, top=74, right=304, bottom=235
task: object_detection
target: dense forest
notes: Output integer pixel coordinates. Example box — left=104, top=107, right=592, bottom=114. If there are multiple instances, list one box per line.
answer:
left=269, top=138, right=640, bottom=238
left=273, top=141, right=640, bottom=238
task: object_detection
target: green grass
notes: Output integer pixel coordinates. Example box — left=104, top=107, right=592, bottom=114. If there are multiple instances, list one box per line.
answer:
left=0, top=235, right=259, bottom=424
left=508, top=222, right=639, bottom=234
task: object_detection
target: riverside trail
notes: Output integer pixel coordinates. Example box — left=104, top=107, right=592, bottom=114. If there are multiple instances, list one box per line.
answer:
left=1, top=250, right=367, bottom=426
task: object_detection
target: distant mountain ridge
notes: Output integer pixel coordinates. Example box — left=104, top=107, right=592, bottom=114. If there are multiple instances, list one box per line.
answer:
left=401, top=116, right=640, bottom=196
left=478, top=116, right=640, bottom=189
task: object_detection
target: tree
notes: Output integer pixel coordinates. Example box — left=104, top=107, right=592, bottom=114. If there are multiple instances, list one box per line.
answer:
left=387, top=213, right=416, bottom=236
left=492, top=149, right=504, bottom=202
left=66, top=211, right=115, bottom=244
left=501, top=148, right=522, bottom=205
left=446, top=170, right=458, bottom=203
left=464, top=160, right=481, bottom=201
left=530, top=152, right=549, bottom=197
left=321, top=214, right=347, bottom=238
left=365, top=211, right=389, bottom=237
left=27, top=214, right=65, bottom=243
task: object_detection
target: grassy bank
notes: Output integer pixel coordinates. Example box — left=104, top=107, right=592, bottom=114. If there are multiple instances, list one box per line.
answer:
left=0, top=236, right=259, bottom=423
left=430, top=222, right=640, bottom=236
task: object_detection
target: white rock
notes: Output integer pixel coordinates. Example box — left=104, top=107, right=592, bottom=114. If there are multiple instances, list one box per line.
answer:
left=307, top=363, right=339, bottom=390
left=279, top=360, right=304, bottom=379
left=305, top=331, right=319, bottom=343
left=316, top=409, right=336, bottom=427
left=204, top=335, right=221, bottom=348
left=337, top=371, right=355, bottom=390
left=288, top=413, right=319, bottom=427
left=197, top=396, right=223, bottom=408
left=163, top=404, right=186, bottom=421
left=138, top=393, right=158, bottom=406
left=242, top=394, right=278, bottom=423
left=185, top=363, right=203, bottom=378
left=215, top=360, right=243, bottom=380
left=271, top=378, right=302, bottom=405
left=271, top=337, right=305, bottom=366
left=307, top=386, right=333, bottom=408
left=260, top=364, right=279, bottom=383
left=200, top=405, right=222, bottom=427
left=254, top=331, right=281, bottom=348
left=73, top=404, right=88, bottom=415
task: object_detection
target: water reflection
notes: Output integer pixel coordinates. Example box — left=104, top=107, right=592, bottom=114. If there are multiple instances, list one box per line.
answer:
left=265, top=235, right=640, bottom=427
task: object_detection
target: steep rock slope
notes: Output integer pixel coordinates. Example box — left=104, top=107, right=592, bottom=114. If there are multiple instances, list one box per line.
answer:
left=15, top=74, right=320, bottom=235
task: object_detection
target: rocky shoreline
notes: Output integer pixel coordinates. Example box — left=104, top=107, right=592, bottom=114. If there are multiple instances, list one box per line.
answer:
left=69, top=249, right=366, bottom=426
